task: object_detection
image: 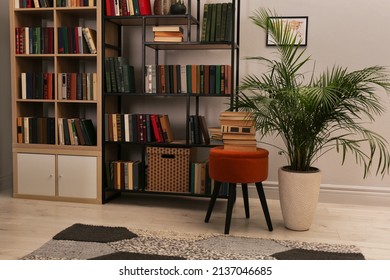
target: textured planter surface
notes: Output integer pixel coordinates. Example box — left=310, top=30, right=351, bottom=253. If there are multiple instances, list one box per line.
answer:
left=278, top=167, right=322, bottom=231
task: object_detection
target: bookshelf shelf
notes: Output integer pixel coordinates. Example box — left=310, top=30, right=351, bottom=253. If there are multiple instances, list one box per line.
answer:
left=106, top=14, right=198, bottom=26
left=144, top=42, right=238, bottom=50
left=10, top=1, right=102, bottom=204
left=102, top=0, right=240, bottom=202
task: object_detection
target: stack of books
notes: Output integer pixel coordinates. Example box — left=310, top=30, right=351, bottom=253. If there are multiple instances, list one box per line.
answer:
left=152, top=26, right=183, bottom=42
left=220, top=111, right=257, bottom=151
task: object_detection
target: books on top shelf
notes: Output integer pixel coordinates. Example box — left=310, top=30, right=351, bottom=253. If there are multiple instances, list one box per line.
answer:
left=105, top=0, right=151, bottom=16
left=105, top=57, right=136, bottom=93
left=152, top=26, right=183, bottom=43
left=56, top=0, right=96, bottom=7
left=201, top=2, right=233, bottom=42
left=16, top=0, right=53, bottom=8
left=220, top=111, right=257, bottom=151
left=144, top=64, right=232, bottom=94
left=105, top=113, right=174, bottom=143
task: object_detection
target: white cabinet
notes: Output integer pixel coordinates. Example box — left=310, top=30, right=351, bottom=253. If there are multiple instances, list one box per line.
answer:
left=17, top=153, right=55, bottom=196
left=58, top=155, right=97, bottom=199
left=16, top=153, right=98, bottom=200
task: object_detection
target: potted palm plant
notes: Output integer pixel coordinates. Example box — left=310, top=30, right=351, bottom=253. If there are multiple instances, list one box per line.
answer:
left=235, top=8, right=390, bottom=230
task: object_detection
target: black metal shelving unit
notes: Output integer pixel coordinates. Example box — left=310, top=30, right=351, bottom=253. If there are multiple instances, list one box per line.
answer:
left=102, top=0, right=240, bottom=203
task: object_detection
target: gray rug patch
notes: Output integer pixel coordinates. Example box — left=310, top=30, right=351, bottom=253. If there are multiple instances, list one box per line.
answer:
left=23, top=240, right=117, bottom=260
left=195, top=236, right=289, bottom=256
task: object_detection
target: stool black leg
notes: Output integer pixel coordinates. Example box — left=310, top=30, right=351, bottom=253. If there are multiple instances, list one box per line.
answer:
left=255, top=182, right=273, bottom=231
left=225, top=183, right=236, bottom=234
left=241, top=183, right=250, bottom=218
left=205, top=181, right=222, bottom=223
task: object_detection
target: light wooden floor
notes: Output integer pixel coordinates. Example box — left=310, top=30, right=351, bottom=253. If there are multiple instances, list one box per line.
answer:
left=1, top=187, right=389, bottom=260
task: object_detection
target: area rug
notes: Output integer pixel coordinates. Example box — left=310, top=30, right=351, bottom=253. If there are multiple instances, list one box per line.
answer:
left=21, top=223, right=365, bottom=260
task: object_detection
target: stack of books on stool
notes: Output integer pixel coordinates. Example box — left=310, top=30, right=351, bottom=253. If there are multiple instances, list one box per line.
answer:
left=152, top=26, right=183, bottom=42
left=220, top=111, right=257, bottom=151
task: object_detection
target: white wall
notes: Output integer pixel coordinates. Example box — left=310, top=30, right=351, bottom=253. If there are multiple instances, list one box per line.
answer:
left=237, top=0, right=390, bottom=188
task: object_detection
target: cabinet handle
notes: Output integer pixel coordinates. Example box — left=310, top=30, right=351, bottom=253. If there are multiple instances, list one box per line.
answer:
left=58, top=175, right=63, bottom=179
left=49, top=174, right=54, bottom=178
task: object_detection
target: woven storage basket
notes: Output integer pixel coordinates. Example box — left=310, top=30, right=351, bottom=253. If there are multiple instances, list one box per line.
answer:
left=146, top=147, right=190, bottom=193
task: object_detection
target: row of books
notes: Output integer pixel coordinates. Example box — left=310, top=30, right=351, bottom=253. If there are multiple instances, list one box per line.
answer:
left=190, top=161, right=211, bottom=195
left=104, top=158, right=231, bottom=195
left=105, top=57, right=136, bottom=93
left=58, top=26, right=97, bottom=54
left=105, top=0, right=151, bottom=16
left=15, top=27, right=54, bottom=54
left=58, top=118, right=96, bottom=146
left=105, top=113, right=174, bottom=143
left=105, top=160, right=141, bottom=191
left=15, top=0, right=96, bottom=7
left=58, top=73, right=97, bottom=100
left=16, top=117, right=55, bottom=144
left=189, top=115, right=210, bottom=145
left=144, top=64, right=232, bottom=94
left=152, top=26, right=183, bottom=43
left=220, top=111, right=257, bottom=151
left=201, top=2, right=233, bottom=43
left=21, top=72, right=54, bottom=100
left=16, top=0, right=53, bottom=8
left=56, top=0, right=96, bottom=7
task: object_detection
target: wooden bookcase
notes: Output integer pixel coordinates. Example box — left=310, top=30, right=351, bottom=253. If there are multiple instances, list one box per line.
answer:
left=102, top=0, right=240, bottom=202
left=10, top=1, right=102, bottom=203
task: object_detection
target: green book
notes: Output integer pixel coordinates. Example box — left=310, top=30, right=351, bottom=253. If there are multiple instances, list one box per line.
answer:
left=109, top=57, right=117, bottom=92
left=186, top=65, right=192, bottom=94
left=215, top=3, right=222, bottom=42
left=122, top=64, right=130, bottom=92
left=105, top=58, right=112, bottom=93
left=225, top=3, right=233, bottom=42
left=220, top=3, right=228, bottom=42
left=201, top=4, right=209, bottom=42
left=209, top=4, right=217, bottom=42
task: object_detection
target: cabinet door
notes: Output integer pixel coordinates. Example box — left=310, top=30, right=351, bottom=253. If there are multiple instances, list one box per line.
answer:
left=17, top=153, right=55, bottom=196
left=58, top=155, right=97, bottom=199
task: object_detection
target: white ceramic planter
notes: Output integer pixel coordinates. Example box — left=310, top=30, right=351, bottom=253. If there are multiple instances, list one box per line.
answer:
left=278, top=167, right=322, bottom=231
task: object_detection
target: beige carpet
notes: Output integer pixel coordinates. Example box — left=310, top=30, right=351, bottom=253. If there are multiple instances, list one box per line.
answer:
left=22, top=223, right=365, bottom=260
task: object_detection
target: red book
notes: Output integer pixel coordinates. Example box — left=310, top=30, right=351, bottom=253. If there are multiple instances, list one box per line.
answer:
left=150, top=114, right=163, bottom=143
left=138, top=0, right=152, bottom=16
left=105, top=0, right=114, bottom=16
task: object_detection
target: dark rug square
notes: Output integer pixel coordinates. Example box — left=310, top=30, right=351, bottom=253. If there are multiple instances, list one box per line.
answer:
left=90, top=252, right=186, bottom=260
left=53, top=223, right=138, bottom=243
left=271, top=248, right=365, bottom=260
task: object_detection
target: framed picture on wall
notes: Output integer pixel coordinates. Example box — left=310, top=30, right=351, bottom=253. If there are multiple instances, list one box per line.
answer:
left=266, top=16, right=308, bottom=46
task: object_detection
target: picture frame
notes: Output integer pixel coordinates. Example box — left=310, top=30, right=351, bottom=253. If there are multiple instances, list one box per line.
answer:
left=266, top=16, right=308, bottom=46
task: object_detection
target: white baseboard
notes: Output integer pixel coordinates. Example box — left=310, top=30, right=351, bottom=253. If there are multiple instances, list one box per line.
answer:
left=245, top=181, right=390, bottom=207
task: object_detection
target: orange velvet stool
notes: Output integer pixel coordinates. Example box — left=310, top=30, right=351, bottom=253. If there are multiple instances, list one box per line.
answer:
left=205, top=146, right=273, bottom=234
